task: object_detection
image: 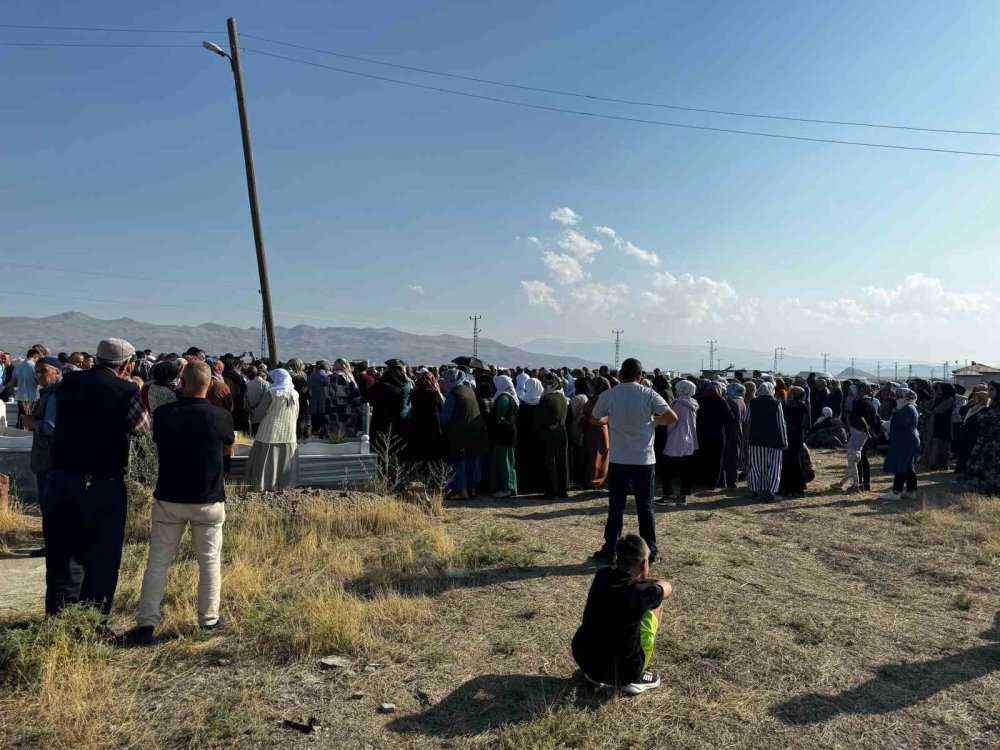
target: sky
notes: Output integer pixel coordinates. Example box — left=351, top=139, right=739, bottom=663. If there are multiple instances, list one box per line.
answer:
left=4, top=1, right=1000, bottom=364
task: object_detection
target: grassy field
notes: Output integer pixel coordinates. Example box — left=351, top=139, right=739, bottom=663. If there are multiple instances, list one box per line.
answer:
left=1, top=450, right=998, bottom=749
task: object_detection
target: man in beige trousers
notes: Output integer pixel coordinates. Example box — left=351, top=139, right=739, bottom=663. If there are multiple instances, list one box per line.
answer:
left=125, top=360, right=235, bottom=646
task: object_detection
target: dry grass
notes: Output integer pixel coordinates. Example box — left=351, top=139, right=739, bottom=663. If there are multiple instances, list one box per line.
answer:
left=0, top=494, right=40, bottom=554
left=2, top=450, right=999, bottom=749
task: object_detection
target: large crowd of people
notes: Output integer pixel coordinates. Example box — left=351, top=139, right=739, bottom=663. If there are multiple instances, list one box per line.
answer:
left=1, top=338, right=997, bottom=692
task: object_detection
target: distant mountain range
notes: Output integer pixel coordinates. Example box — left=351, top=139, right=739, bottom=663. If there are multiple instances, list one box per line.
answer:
left=517, top=338, right=950, bottom=380
left=0, top=313, right=961, bottom=379
left=0, top=313, right=598, bottom=369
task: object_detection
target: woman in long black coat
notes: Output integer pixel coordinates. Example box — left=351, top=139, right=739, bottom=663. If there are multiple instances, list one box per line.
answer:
left=515, top=377, right=545, bottom=495
left=694, top=382, right=734, bottom=489
left=406, top=371, right=444, bottom=463
left=780, top=386, right=812, bottom=497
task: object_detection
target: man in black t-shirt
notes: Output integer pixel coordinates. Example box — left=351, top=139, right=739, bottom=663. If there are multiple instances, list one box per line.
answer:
left=572, top=534, right=672, bottom=694
left=126, top=361, right=235, bottom=646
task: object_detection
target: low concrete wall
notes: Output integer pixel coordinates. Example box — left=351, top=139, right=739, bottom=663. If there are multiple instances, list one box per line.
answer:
left=0, top=428, right=35, bottom=500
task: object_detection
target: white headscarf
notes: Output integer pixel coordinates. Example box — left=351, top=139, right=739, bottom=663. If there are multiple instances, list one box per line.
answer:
left=757, top=381, right=776, bottom=397
left=493, top=375, right=519, bottom=406
left=268, top=368, right=295, bottom=394
left=515, top=372, right=529, bottom=400
left=674, top=379, right=696, bottom=398
left=521, top=377, right=544, bottom=406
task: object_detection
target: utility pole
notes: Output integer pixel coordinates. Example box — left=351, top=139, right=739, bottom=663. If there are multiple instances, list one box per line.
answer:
left=613, top=330, right=624, bottom=370
left=706, top=339, right=718, bottom=371
left=908, top=363, right=913, bottom=379
left=773, top=346, right=785, bottom=375
left=850, top=357, right=856, bottom=378
left=204, top=19, right=279, bottom=365
left=469, top=315, right=482, bottom=359
left=876, top=361, right=881, bottom=383
left=894, top=361, right=899, bottom=381
left=821, top=352, right=829, bottom=373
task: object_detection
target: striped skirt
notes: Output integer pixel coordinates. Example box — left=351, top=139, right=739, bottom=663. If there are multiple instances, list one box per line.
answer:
left=748, top=445, right=782, bottom=495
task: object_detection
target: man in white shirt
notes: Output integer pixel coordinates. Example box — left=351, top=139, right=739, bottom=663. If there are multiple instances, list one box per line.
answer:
left=590, top=358, right=677, bottom=565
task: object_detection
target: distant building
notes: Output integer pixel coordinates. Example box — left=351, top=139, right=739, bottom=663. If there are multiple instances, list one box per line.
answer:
left=836, top=367, right=879, bottom=382
left=952, top=362, right=1000, bottom=391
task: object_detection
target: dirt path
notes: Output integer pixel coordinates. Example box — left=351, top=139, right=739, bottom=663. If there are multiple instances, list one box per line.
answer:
left=324, top=450, right=1000, bottom=749
left=0, top=555, right=45, bottom=616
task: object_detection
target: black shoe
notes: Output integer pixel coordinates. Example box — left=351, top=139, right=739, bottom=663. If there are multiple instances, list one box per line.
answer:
left=198, top=619, right=224, bottom=633
left=648, top=551, right=658, bottom=564
left=654, top=497, right=672, bottom=507
left=673, top=496, right=688, bottom=506
left=120, top=625, right=155, bottom=647
left=591, top=549, right=616, bottom=566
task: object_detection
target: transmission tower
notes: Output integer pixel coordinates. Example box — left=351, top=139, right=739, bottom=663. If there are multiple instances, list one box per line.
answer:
left=469, top=315, right=482, bottom=358
left=613, top=330, right=624, bottom=370
left=821, top=352, right=829, bottom=373
left=876, top=361, right=881, bottom=382
left=773, top=346, right=785, bottom=375
left=894, top=361, right=899, bottom=381
left=706, top=340, right=718, bottom=371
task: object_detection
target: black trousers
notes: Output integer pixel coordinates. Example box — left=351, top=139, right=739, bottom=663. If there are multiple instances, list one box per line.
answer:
left=603, top=463, right=657, bottom=558
left=44, top=470, right=127, bottom=616
left=542, top=433, right=569, bottom=497
left=892, top=469, right=917, bottom=493
left=858, top=439, right=871, bottom=488
left=660, top=455, right=694, bottom=497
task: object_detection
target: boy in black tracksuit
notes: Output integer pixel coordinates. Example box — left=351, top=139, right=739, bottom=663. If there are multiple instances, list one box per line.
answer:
left=572, top=534, right=672, bottom=695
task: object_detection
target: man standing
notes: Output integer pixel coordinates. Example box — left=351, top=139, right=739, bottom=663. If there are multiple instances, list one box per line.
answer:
left=126, top=361, right=234, bottom=645
left=47, top=338, right=151, bottom=616
left=590, top=358, right=677, bottom=565
left=24, top=356, right=63, bottom=506
left=10, top=348, right=41, bottom=428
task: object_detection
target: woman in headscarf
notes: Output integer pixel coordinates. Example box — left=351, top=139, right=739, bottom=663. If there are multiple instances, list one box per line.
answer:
left=722, top=382, right=748, bottom=488
left=222, top=355, right=250, bottom=433
left=406, top=370, right=444, bottom=464
left=659, top=379, right=698, bottom=506
left=960, top=381, right=1000, bottom=493
left=880, top=387, right=921, bottom=500
left=846, top=381, right=879, bottom=491
left=779, top=386, right=812, bottom=497
left=567, top=376, right=592, bottom=489
left=439, top=368, right=489, bottom=500
left=956, top=390, right=990, bottom=474
left=826, top=379, right=844, bottom=419
left=282, top=358, right=309, bottom=439
left=515, top=372, right=530, bottom=401
left=740, top=380, right=757, bottom=476
left=326, top=357, right=362, bottom=440
left=582, top=375, right=611, bottom=488
left=244, top=366, right=268, bottom=436
left=489, top=375, right=519, bottom=498
left=366, top=365, right=409, bottom=454
left=747, top=381, right=787, bottom=503
left=515, top=377, right=546, bottom=495
left=693, top=381, right=733, bottom=490
left=923, top=382, right=956, bottom=470
left=774, top=378, right=789, bottom=403
left=141, top=360, right=180, bottom=416
left=536, top=372, right=570, bottom=498
left=246, top=368, right=300, bottom=492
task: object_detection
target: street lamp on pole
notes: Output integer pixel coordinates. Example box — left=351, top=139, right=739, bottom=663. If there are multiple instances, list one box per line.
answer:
left=203, top=19, right=279, bottom=366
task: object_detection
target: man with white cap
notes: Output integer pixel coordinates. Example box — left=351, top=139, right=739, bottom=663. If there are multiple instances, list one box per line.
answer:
left=46, top=337, right=151, bottom=618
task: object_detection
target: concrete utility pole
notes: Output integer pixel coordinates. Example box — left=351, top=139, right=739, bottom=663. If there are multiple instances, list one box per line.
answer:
left=203, top=18, right=278, bottom=365
left=821, top=352, right=829, bottom=373
left=894, top=361, right=899, bottom=381
left=613, top=330, right=624, bottom=370
left=706, top=339, right=718, bottom=371
left=469, top=315, right=482, bottom=358
left=876, top=361, right=881, bottom=382
left=773, top=347, right=785, bottom=375
left=850, top=357, right=856, bottom=377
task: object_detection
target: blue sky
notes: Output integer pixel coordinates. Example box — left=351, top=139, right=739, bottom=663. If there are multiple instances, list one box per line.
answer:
left=4, top=1, right=1000, bottom=363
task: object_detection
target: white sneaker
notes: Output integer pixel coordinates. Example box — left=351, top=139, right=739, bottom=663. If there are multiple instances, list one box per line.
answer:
left=880, top=490, right=902, bottom=502
left=620, top=670, right=661, bottom=695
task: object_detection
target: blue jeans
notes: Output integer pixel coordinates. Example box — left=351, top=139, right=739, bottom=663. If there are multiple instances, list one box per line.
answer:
left=44, top=470, right=127, bottom=616
left=449, top=457, right=481, bottom=493
left=603, top=463, right=657, bottom=558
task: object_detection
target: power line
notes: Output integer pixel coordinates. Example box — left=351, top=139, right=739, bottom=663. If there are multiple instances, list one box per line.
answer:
left=0, top=23, right=216, bottom=34
left=239, top=48, right=1000, bottom=159
left=0, top=41, right=199, bottom=48
left=241, top=33, right=1000, bottom=138
left=6, top=22, right=999, bottom=138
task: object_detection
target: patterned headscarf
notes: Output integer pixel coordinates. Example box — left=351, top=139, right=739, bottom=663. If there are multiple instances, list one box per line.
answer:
left=415, top=370, right=439, bottom=392
left=726, top=383, right=746, bottom=400
left=674, top=380, right=696, bottom=398
left=332, top=357, right=356, bottom=384
left=757, top=381, right=776, bottom=397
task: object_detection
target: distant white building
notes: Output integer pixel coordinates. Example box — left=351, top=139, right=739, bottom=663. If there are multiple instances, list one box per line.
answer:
left=836, top=367, right=879, bottom=382
left=952, top=362, right=1000, bottom=391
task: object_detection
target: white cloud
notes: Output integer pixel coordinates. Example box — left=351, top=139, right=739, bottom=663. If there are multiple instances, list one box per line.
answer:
left=406, top=284, right=425, bottom=295
left=542, top=251, right=586, bottom=285
left=792, top=274, right=999, bottom=324
left=594, top=225, right=660, bottom=266
left=521, top=280, right=561, bottom=311
left=558, top=229, right=602, bottom=263
left=640, top=291, right=665, bottom=307
left=571, top=282, right=629, bottom=310
left=648, top=271, right=741, bottom=321
left=526, top=236, right=543, bottom=248
left=550, top=206, right=581, bottom=226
